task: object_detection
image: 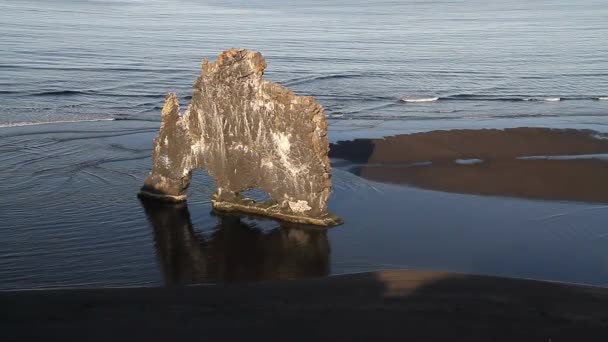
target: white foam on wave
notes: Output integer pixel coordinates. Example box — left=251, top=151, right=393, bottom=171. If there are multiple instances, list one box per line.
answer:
left=0, top=118, right=115, bottom=129
left=454, top=158, right=484, bottom=165
left=593, top=134, right=608, bottom=140
left=400, top=96, right=439, bottom=103
left=597, top=97, right=608, bottom=101
left=517, top=154, right=608, bottom=161
left=523, top=97, right=561, bottom=102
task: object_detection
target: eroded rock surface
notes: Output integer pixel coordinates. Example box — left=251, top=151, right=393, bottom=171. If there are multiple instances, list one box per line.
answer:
left=140, top=49, right=340, bottom=226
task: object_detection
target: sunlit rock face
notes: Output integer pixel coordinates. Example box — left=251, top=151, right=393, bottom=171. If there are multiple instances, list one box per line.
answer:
left=140, top=49, right=340, bottom=226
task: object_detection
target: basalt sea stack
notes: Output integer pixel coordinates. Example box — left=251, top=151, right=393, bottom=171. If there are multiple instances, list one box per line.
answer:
left=140, top=49, right=341, bottom=226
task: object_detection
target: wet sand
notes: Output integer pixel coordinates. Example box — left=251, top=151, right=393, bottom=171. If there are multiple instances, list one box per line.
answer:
left=331, top=127, right=608, bottom=203
left=2, top=269, right=608, bottom=341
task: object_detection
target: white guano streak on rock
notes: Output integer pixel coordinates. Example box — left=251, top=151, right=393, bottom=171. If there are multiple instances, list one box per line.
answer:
left=288, top=200, right=312, bottom=213
left=160, top=155, right=171, bottom=169
left=271, top=132, right=305, bottom=177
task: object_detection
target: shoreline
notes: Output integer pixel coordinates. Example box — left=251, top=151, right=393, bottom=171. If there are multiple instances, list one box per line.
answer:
left=2, top=120, right=608, bottom=291
left=3, top=269, right=608, bottom=341
left=3, top=267, right=608, bottom=293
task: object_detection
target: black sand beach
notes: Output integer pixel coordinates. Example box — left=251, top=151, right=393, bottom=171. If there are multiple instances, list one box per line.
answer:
left=2, top=121, right=608, bottom=341
left=3, top=269, right=608, bottom=341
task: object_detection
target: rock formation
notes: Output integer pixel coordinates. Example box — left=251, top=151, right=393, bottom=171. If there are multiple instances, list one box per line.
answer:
left=140, top=49, right=341, bottom=226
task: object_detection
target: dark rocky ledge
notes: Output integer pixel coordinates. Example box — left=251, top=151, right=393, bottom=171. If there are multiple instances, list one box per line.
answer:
left=140, top=49, right=340, bottom=226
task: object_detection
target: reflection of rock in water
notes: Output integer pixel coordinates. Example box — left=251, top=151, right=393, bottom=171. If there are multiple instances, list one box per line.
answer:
left=139, top=198, right=330, bottom=286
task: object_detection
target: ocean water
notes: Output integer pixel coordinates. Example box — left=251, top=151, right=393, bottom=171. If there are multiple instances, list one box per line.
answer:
left=2, top=0, right=608, bottom=290
left=1, top=0, right=607, bottom=127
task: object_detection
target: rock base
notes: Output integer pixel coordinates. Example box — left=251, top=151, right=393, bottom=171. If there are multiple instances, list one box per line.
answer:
left=211, top=196, right=343, bottom=227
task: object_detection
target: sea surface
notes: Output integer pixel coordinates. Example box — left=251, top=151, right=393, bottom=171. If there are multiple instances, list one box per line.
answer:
left=2, top=0, right=608, bottom=126
left=1, top=0, right=608, bottom=290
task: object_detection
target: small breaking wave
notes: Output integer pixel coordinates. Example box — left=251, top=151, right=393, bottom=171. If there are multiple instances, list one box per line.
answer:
left=400, top=96, right=439, bottom=103
left=397, top=94, right=573, bottom=103
left=25, top=90, right=166, bottom=98
left=597, top=97, right=608, bottom=101
left=439, top=94, right=601, bottom=102
left=524, top=97, right=561, bottom=102
left=592, top=134, right=608, bottom=140
left=282, top=73, right=364, bottom=87
left=517, top=154, right=608, bottom=161
left=0, top=118, right=114, bottom=129
left=30, top=90, right=91, bottom=97
left=454, top=159, right=484, bottom=165
left=114, top=117, right=159, bottom=122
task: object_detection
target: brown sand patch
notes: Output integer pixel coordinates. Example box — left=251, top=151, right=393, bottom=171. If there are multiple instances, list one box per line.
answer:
left=331, top=127, right=608, bottom=203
